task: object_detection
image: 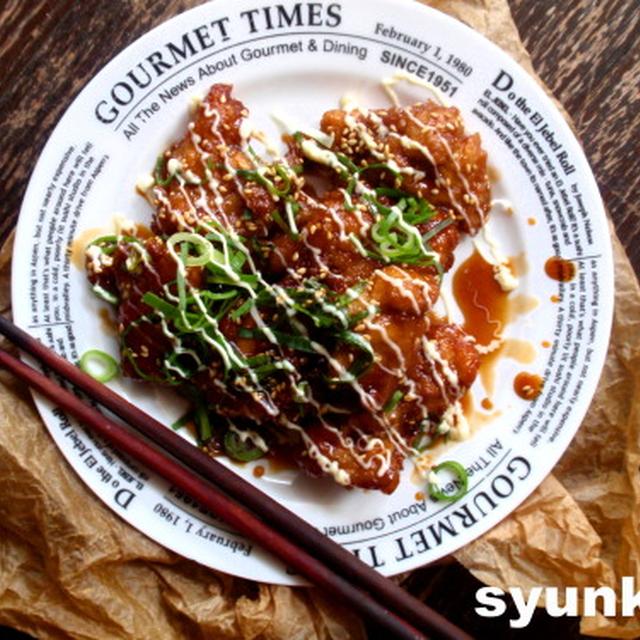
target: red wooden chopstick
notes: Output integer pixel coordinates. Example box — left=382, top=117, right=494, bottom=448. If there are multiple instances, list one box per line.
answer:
left=0, top=316, right=471, bottom=640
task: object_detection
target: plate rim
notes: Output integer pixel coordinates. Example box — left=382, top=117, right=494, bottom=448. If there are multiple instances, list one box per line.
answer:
left=12, top=0, right=615, bottom=585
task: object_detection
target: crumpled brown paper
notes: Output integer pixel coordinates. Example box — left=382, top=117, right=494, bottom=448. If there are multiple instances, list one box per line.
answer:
left=0, top=1, right=638, bottom=638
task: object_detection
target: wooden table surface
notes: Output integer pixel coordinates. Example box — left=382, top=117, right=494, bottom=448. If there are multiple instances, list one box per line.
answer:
left=0, top=1, right=637, bottom=638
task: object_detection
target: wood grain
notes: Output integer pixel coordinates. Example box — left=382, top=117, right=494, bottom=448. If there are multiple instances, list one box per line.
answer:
left=0, top=1, right=637, bottom=639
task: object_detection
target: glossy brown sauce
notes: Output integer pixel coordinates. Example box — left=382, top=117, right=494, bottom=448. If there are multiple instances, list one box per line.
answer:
left=508, top=253, right=528, bottom=277
left=69, top=227, right=104, bottom=269
left=98, top=308, right=117, bottom=335
left=508, top=295, right=539, bottom=321
left=545, top=256, right=577, bottom=282
left=461, top=391, right=502, bottom=430
left=453, top=250, right=509, bottom=346
left=134, top=223, right=153, bottom=239
left=267, top=449, right=297, bottom=474
left=253, top=465, right=265, bottom=478
left=453, top=251, right=540, bottom=395
left=514, top=372, right=544, bottom=400
left=502, top=339, right=536, bottom=363
left=460, top=390, right=473, bottom=415
left=480, top=339, right=536, bottom=395
left=70, top=224, right=152, bottom=271
left=480, top=397, right=493, bottom=411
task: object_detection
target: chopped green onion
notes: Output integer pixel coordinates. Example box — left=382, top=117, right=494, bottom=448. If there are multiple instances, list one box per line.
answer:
left=86, top=235, right=118, bottom=255
left=177, top=244, right=188, bottom=312
left=142, top=292, right=182, bottom=319
left=154, top=155, right=177, bottom=186
left=358, top=163, right=400, bottom=179
left=336, top=330, right=373, bottom=360
left=237, top=164, right=292, bottom=198
left=247, top=144, right=261, bottom=162
left=347, top=164, right=401, bottom=195
left=224, top=430, right=266, bottom=462
left=422, top=217, right=454, bottom=243
left=335, top=152, right=358, bottom=173
left=284, top=198, right=300, bottom=235
left=270, top=208, right=295, bottom=237
left=383, top=389, right=404, bottom=413
left=375, top=187, right=406, bottom=200
left=274, top=165, right=293, bottom=194
left=230, top=298, right=254, bottom=321
left=167, top=232, right=215, bottom=267
left=171, top=411, right=193, bottom=431
left=239, top=327, right=316, bottom=354
left=428, top=461, right=469, bottom=502
left=194, top=400, right=212, bottom=442
left=78, top=349, right=119, bottom=383
left=327, top=330, right=374, bottom=382
left=411, top=419, right=433, bottom=451
left=164, top=351, right=201, bottom=379
left=206, top=158, right=226, bottom=172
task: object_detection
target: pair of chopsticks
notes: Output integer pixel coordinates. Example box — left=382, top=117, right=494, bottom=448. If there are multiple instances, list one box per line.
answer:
left=0, top=316, right=471, bottom=640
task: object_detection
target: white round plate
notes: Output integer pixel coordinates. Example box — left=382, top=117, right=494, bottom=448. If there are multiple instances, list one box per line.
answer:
left=13, top=0, right=613, bottom=584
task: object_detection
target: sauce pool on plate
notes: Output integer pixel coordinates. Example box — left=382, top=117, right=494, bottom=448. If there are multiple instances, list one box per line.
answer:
left=513, top=372, right=544, bottom=400
left=545, top=256, right=577, bottom=282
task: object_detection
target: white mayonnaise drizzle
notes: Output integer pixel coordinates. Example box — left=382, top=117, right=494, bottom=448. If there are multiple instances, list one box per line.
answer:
left=382, top=71, right=449, bottom=106
left=136, top=173, right=155, bottom=193
left=473, top=203, right=519, bottom=292
left=271, top=110, right=335, bottom=147
left=116, top=83, right=490, bottom=486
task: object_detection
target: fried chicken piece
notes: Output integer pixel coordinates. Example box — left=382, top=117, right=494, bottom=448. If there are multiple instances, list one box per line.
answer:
left=370, top=265, right=438, bottom=315
left=264, top=190, right=455, bottom=300
left=87, top=234, right=205, bottom=381
left=357, top=314, right=479, bottom=418
left=149, top=84, right=273, bottom=237
left=296, top=426, right=404, bottom=494
left=86, top=83, right=489, bottom=494
left=295, top=316, right=479, bottom=493
left=321, top=101, right=491, bottom=232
